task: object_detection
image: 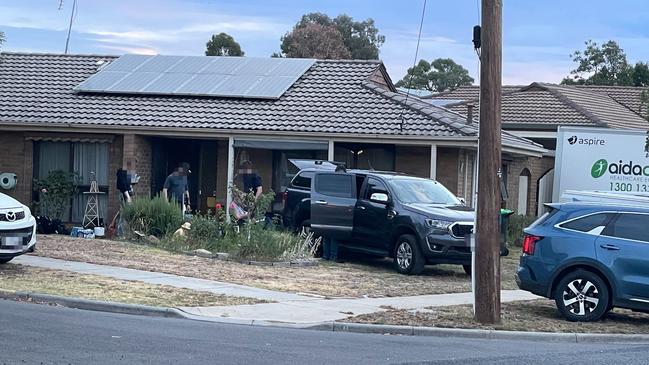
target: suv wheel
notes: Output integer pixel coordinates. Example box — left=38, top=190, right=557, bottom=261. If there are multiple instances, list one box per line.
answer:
left=0, top=257, right=13, bottom=264
left=554, top=270, right=610, bottom=322
left=394, top=234, right=425, bottom=275
left=462, top=265, right=472, bottom=276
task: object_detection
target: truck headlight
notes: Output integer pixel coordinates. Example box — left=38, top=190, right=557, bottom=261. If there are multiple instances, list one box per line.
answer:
left=425, top=219, right=452, bottom=230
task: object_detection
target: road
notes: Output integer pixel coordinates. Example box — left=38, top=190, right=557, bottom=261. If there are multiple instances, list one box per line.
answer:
left=1, top=300, right=649, bottom=365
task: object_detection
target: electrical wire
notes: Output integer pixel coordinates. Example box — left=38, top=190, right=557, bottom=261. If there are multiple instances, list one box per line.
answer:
left=398, top=0, right=427, bottom=132
left=64, top=0, right=77, bottom=54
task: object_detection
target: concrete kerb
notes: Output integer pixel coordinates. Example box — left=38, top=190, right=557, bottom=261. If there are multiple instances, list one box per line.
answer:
left=0, top=290, right=185, bottom=319
left=3, top=290, right=649, bottom=344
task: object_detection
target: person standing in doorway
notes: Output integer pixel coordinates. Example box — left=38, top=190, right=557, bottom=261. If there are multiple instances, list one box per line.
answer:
left=162, top=162, right=191, bottom=213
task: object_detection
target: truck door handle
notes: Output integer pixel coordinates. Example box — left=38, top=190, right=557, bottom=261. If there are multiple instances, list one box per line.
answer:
left=357, top=206, right=366, bottom=210
left=314, top=200, right=328, bottom=205
left=600, top=244, right=620, bottom=251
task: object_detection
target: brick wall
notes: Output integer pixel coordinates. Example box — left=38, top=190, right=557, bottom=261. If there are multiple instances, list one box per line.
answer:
left=456, top=149, right=477, bottom=206
left=107, top=136, right=123, bottom=222
left=506, top=156, right=555, bottom=216
left=0, top=132, right=33, bottom=204
left=122, top=134, right=152, bottom=197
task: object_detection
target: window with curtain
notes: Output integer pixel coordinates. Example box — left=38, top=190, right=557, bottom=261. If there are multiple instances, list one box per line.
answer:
left=37, top=142, right=109, bottom=223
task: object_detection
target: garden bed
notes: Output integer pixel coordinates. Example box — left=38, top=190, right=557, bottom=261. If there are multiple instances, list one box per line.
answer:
left=348, top=299, right=649, bottom=334
left=33, top=235, right=520, bottom=298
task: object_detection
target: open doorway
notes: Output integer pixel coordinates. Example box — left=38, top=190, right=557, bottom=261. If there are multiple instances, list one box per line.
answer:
left=151, top=138, right=206, bottom=209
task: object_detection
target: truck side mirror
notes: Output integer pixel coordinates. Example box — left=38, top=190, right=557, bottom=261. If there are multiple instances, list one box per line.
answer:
left=370, top=192, right=389, bottom=204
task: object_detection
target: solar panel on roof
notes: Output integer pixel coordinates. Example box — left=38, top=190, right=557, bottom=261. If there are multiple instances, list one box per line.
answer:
left=74, top=55, right=315, bottom=99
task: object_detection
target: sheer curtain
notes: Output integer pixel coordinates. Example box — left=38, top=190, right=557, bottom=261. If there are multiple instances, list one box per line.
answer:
left=72, top=143, right=109, bottom=222
left=37, top=142, right=108, bottom=223
left=38, top=142, right=72, bottom=221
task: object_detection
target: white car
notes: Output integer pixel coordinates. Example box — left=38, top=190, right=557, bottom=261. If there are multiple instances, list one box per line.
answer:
left=0, top=193, right=37, bottom=264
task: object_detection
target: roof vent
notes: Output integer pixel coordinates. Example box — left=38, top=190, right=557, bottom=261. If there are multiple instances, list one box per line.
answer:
left=95, top=59, right=111, bottom=72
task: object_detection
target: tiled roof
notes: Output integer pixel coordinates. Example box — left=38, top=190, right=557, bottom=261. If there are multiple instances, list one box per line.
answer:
left=443, top=83, right=649, bottom=130
left=573, top=85, right=647, bottom=116
left=0, top=52, right=544, bottom=154
left=425, top=85, right=524, bottom=101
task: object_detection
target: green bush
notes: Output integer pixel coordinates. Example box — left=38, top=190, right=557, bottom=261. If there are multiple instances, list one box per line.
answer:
left=122, top=195, right=183, bottom=237
left=33, top=170, right=79, bottom=220
left=507, top=214, right=537, bottom=247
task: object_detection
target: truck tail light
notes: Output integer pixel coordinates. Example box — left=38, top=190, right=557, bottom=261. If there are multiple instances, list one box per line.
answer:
left=522, top=234, right=541, bottom=255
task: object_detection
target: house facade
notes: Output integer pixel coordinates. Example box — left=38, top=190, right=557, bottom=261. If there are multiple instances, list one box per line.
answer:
left=428, top=83, right=649, bottom=216
left=0, top=52, right=544, bottom=223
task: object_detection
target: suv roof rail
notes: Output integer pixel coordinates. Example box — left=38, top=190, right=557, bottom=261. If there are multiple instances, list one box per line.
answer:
left=560, top=190, right=649, bottom=207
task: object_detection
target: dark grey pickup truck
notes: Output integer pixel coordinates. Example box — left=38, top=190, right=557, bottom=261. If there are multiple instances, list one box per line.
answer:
left=282, top=160, right=481, bottom=275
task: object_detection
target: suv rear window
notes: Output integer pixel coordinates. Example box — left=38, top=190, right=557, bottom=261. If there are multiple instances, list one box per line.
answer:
left=315, top=174, right=353, bottom=198
left=560, top=213, right=614, bottom=233
left=291, top=171, right=313, bottom=189
left=604, top=213, right=649, bottom=243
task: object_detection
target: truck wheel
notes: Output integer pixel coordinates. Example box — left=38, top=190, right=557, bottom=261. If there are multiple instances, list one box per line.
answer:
left=394, top=234, right=425, bottom=275
left=554, top=270, right=609, bottom=322
left=0, top=258, right=13, bottom=264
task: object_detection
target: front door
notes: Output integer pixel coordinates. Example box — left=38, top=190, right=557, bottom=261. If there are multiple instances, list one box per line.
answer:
left=353, top=177, right=392, bottom=251
left=596, top=212, right=649, bottom=303
left=310, top=172, right=356, bottom=241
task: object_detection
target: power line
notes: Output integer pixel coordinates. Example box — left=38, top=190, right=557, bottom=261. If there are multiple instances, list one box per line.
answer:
left=399, top=0, right=427, bottom=132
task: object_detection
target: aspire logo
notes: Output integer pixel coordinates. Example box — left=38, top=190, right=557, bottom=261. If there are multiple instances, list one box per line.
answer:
left=591, top=159, right=649, bottom=178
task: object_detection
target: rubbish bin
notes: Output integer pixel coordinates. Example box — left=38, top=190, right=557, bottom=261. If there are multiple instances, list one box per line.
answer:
left=499, top=209, right=514, bottom=256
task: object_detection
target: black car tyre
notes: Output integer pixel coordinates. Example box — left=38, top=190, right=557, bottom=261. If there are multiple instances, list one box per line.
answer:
left=462, top=264, right=472, bottom=276
left=28, top=244, right=36, bottom=253
left=394, top=234, right=425, bottom=275
left=554, top=270, right=610, bottom=322
left=0, top=257, right=13, bottom=264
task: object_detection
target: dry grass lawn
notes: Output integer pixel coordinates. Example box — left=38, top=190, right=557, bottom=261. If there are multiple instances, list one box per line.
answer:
left=350, top=299, right=649, bottom=334
left=32, top=235, right=520, bottom=298
left=0, top=263, right=262, bottom=307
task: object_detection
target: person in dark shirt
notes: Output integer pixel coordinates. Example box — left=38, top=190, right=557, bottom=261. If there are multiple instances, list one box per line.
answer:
left=240, top=160, right=262, bottom=200
left=163, top=162, right=191, bottom=212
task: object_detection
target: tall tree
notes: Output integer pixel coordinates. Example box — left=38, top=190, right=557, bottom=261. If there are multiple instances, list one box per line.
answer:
left=0, top=31, right=5, bottom=50
left=561, top=40, right=632, bottom=85
left=395, top=58, right=474, bottom=92
left=281, top=23, right=351, bottom=59
left=631, top=62, right=649, bottom=87
left=280, top=12, right=384, bottom=59
left=205, top=33, right=244, bottom=56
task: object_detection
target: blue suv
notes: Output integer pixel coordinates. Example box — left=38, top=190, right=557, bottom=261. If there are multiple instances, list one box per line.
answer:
left=516, top=202, right=649, bottom=321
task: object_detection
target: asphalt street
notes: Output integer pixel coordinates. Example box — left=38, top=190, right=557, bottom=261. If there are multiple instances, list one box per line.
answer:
left=1, top=299, right=649, bottom=365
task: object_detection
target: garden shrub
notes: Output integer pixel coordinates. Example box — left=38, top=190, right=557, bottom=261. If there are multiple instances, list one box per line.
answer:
left=122, top=195, right=183, bottom=237
left=507, top=214, right=537, bottom=247
left=33, top=170, right=79, bottom=220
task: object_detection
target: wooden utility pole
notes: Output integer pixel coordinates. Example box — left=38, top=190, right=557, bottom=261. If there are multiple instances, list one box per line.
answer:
left=475, top=0, right=502, bottom=324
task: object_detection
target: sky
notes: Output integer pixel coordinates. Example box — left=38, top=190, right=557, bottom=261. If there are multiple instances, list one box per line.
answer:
left=1, top=0, right=649, bottom=85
